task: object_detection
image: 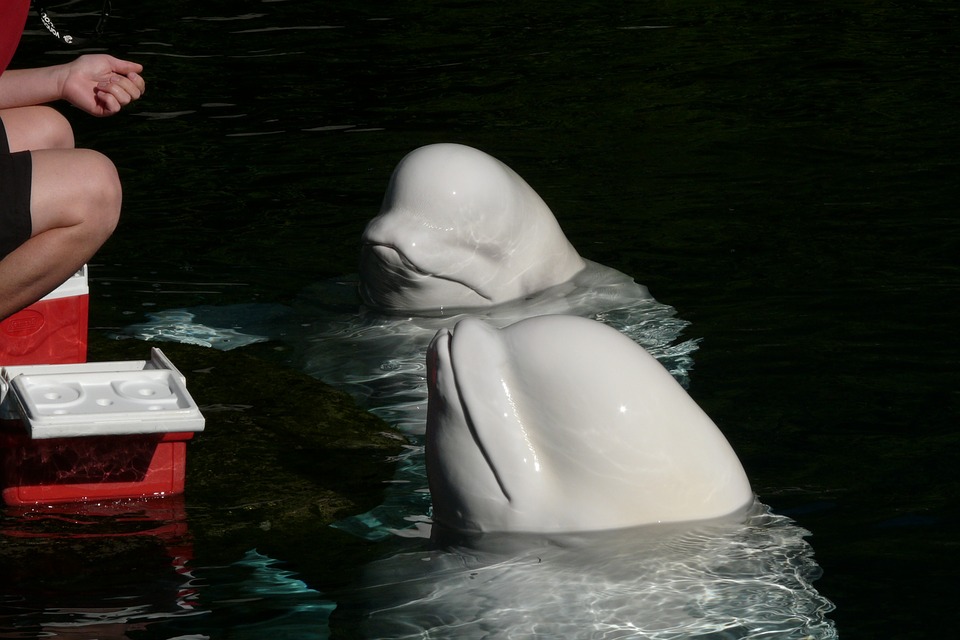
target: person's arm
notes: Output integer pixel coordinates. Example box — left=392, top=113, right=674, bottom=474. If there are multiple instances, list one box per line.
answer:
left=0, top=54, right=144, bottom=116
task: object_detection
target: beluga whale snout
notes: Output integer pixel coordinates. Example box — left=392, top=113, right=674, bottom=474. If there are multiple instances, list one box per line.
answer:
left=425, top=314, right=754, bottom=534
left=360, top=143, right=587, bottom=313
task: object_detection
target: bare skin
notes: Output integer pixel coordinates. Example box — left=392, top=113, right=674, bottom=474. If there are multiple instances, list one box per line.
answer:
left=0, top=54, right=145, bottom=320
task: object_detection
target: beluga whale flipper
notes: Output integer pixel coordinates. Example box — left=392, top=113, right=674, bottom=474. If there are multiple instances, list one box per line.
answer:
left=360, top=143, right=587, bottom=312
left=425, top=314, right=753, bottom=534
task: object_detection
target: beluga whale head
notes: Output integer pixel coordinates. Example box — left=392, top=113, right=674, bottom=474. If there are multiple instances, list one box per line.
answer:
left=425, top=314, right=753, bottom=534
left=359, top=143, right=587, bottom=313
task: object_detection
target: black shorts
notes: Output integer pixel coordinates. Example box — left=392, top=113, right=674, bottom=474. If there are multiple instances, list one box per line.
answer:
left=0, top=117, right=33, bottom=260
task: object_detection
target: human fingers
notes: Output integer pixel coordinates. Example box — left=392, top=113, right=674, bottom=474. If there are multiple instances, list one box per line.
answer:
left=108, top=57, right=144, bottom=77
left=92, top=91, right=121, bottom=116
left=96, top=75, right=144, bottom=105
left=125, top=71, right=146, bottom=96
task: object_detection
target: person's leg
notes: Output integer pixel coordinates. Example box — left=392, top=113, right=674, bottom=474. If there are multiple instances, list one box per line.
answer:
left=0, top=105, right=75, bottom=151
left=0, top=108, right=121, bottom=320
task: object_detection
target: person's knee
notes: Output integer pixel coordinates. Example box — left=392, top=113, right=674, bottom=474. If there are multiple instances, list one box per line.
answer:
left=28, top=148, right=123, bottom=243
left=64, top=149, right=122, bottom=244
left=8, top=106, right=76, bottom=150
left=38, top=107, right=75, bottom=149
left=82, top=150, right=122, bottom=239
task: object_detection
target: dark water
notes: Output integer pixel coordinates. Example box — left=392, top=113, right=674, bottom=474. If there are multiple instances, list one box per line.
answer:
left=5, top=0, right=959, bottom=638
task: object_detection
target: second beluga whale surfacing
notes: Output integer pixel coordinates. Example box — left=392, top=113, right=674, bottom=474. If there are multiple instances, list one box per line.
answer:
left=334, top=315, right=836, bottom=638
left=426, top=315, right=753, bottom=534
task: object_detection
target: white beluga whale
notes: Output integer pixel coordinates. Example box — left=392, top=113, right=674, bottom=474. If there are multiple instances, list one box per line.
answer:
left=426, top=314, right=753, bottom=534
left=360, top=142, right=587, bottom=312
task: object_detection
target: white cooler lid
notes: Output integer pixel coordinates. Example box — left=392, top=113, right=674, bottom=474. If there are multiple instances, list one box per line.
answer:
left=39, top=264, right=89, bottom=301
left=0, top=348, right=205, bottom=439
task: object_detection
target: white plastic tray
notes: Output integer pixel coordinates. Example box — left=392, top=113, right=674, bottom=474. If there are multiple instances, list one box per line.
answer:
left=0, top=348, right=205, bottom=439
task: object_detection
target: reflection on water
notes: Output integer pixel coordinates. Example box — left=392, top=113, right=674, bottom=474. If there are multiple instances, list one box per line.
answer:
left=3, top=500, right=834, bottom=639
left=334, top=501, right=837, bottom=639
left=0, top=498, right=200, bottom=638
left=178, top=550, right=336, bottom=640
left=0, top=499, right=334, bottom=639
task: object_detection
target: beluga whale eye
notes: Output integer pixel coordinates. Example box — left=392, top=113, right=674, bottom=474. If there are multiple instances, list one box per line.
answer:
left=425, top=314, right=753, bottom=535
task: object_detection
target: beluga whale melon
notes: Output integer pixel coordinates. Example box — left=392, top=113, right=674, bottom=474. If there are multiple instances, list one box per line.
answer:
left=425, top=314, right=753, bottom=534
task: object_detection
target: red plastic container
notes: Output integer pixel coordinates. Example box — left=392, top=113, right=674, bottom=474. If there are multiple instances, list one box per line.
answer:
left=0, top=266, right=89, bottom=366
left=0, top=429, right=193, bottom=506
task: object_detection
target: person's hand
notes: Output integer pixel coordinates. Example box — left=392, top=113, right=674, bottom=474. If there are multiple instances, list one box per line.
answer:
left=59, top=54, right=145, bottom=117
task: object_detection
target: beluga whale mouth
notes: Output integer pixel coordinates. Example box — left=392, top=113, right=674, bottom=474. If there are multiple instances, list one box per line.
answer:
left=359, top=241, right=493, bottom=313
left=425, top=320, right=522, bottom=532
left=359, top=143, right=586, bottom=313
left=425, top=314, right=754, bottom=535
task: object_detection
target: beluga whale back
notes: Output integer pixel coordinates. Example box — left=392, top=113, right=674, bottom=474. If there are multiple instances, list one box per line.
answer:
left=425, top=314, right=753, bottom=534
left=360, top=143, right=587, bottom=312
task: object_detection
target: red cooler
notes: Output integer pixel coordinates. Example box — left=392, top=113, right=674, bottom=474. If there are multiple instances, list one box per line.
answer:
left=0, top=349, right=205, bottom=506
left=0, top=266, right=89, bottom=366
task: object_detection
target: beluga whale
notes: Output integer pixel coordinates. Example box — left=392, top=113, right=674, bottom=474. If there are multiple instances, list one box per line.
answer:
left=425, top=314, right=753, bottom=534
left=360, top=142, right=588, bottom=313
